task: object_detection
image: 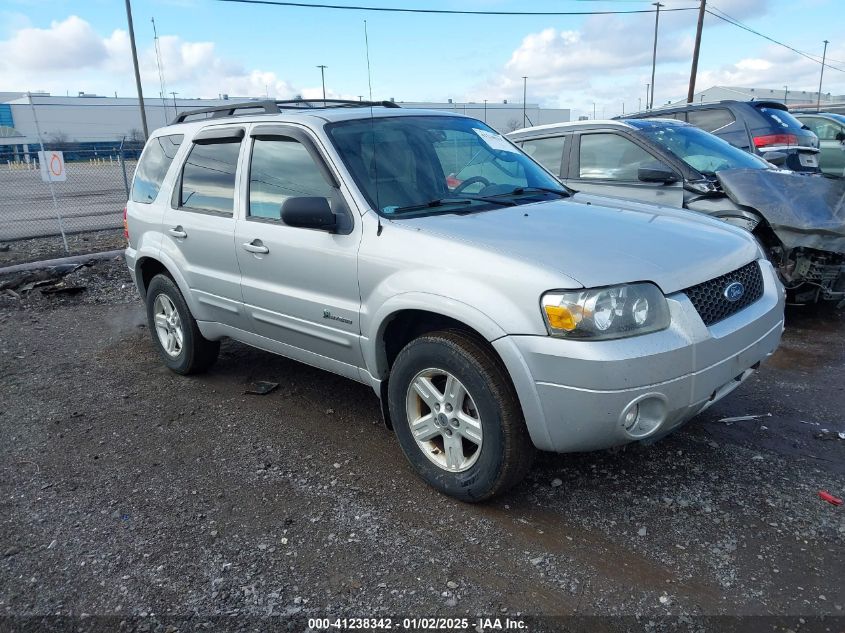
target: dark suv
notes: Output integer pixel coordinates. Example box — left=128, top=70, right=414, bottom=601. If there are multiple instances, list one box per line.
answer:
left=622, top=100, right=820, bottom=173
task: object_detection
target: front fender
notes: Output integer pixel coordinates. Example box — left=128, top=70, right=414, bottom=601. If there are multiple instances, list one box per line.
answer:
left=363, top=290, right=510, bottom=381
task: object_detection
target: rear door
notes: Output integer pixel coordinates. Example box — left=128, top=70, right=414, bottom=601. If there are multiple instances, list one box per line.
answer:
left=562, top=130, right=684, bottom=207
left=797, top=116, right=845, bottom=177
left=161, top=126, right=247, bottom=328
left=234, top=124, right=364, bottom=374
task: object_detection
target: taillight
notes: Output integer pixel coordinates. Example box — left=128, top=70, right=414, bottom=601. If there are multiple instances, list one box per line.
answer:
left=123, top=206, right=129, bottom=241
left=753, top=134, right=798, bottom=148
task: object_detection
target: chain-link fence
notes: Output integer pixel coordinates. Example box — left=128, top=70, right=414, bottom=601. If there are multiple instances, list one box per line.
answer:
left=0, top=144, right=142, bottom=247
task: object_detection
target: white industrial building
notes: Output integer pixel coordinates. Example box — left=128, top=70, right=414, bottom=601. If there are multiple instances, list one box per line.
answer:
left=670, top=85, right=845, bottom=108
left=0, top=92, right=570, bottom=159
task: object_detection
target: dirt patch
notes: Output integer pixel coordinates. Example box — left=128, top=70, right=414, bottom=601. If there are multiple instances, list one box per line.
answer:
left=0, top=230, right=126, bottom=267
left=0, top=265, right=843, bottom=624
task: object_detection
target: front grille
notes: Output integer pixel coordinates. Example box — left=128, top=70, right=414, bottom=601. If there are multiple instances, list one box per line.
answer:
left=683, top=261, right=764, bottom=326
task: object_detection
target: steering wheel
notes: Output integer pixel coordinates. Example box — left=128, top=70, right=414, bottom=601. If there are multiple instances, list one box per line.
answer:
left=452, top=176, right=491, bottom=194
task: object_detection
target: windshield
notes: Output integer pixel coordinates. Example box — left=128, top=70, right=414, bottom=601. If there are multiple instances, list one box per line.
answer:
left=326, top=115, right=565, bottom=217
left=635, top=123, right=771, bottom=174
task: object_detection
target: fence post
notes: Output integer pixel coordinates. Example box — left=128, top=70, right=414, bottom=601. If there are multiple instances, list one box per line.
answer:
left=118, top=136, right=131, bottom=199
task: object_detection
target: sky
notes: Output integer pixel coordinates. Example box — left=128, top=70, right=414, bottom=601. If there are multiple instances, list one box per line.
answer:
left=0, top=0, right=843, bottom=119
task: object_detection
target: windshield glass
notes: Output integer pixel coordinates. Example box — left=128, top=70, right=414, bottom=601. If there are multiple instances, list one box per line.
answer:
left=635, top=123, right=771, bottom=174
left=326, top=115, right=564, bottom=217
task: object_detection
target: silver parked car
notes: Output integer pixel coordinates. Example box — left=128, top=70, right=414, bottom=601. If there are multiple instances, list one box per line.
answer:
left=125, top=100, right=785, bottom=501
left=508, top=119, right=845, bottom=305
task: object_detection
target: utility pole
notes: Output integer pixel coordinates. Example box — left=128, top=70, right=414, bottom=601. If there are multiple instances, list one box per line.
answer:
left=592, top=102, right=596, bottom=119
left=783, top=85, right=788, bottom=104
left=124, top=0, right=148, bottom=139
left=483, top=99, right=488, bottom=123
left=649, top=2, right=663, bottom=109
left=817, top=39, right=829, bottom=112
left=646, top=84, right=650, bottom=110
left=317, top=65, right=327, bottom=101
left=686, top=0, right=706, bottom=103
left=170, top=91, right=178, bottom=114
left=522, top=76, right=528, bottom=127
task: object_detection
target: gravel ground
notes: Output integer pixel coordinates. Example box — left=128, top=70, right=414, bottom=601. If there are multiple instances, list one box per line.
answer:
left=0, top=230, right=126, bottom=267
left=0, top=259, right=843, bottom=632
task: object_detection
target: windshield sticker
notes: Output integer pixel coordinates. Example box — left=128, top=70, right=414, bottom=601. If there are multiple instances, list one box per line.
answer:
left=472, top=128, right=519, bottom=153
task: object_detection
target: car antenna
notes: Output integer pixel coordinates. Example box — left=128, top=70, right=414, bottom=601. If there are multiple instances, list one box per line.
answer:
left=364, top=19, right=383, bottom=236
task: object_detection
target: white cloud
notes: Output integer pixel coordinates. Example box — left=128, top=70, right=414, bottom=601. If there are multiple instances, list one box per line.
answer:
left=0, top=15, right=301, bottom=99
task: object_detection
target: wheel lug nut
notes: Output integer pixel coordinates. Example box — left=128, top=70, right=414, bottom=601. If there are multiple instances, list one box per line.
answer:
left=445, top=404, right=453, bottom=412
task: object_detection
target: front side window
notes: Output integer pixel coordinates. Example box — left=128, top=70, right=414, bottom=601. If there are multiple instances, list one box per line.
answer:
left=179, top=141, right=241, bottom=215
left=521, top=136, right=567, bottom=176
left=326, top=115, right=565, bottom=217
left=578, top=133, right=655, bottom=181
left=131, top=134, right=183, bottom=203
left=248, top=137, right=334, bottom=219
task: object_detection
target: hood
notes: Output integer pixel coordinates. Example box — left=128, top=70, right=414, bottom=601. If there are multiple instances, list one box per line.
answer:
left=395, top=196, right=759, bottom=294
left=716, top=168, right=845, bottom=254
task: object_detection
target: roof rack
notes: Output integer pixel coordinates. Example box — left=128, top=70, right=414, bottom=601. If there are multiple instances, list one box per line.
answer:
left=171, top=99, right=400, bottom=124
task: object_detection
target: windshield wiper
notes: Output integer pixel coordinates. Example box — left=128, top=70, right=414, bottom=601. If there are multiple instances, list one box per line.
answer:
left=493, top=186, right=571, bottom=198
left=387, top=196, right=516, bottom=215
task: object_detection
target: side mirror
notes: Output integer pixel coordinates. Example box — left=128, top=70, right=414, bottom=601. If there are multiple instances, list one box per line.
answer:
left=836, top=131, right=845, bottom=142
left=281, top=197, right=336, bottom=232
left=761, top=151, right=788, bottom=166
left=638, top=162, right=678, bottom=183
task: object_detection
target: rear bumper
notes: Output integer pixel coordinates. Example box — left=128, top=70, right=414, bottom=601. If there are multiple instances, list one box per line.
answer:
left=494, top=259, right=785, bottom=453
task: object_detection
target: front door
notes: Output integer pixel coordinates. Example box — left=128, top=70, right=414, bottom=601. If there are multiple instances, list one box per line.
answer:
left=563, top=131, right=684, bottom=207
left=234, top=126, right=364, bottom=371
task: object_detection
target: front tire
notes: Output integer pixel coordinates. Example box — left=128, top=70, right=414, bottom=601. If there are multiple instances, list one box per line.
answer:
left=388, top=330, right=534, bottom=502
left=145, top=274, right=219, bottom=374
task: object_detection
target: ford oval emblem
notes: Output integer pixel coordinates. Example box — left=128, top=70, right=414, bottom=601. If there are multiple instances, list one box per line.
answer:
left=724, top=281, right=745, bottom=302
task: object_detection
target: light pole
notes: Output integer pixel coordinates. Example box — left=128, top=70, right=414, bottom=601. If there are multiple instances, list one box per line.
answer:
left=522, top=76, right=528, bottom=128
left=483, top=99, right=488, bottom=123
left=817, top=39, right=829, bottom=112
left=124, top=0, right=148, bottom=139
left=646, top=83, right=650, bottom=110
left=649, top=2, right=663, bottom=109
left=783, top=85, right=788, bottom=104
left=317, top=65, right=327, bottom=101
left=170, top=91, right=178, bottom=114
left=592, top=102, right=596, bottom=119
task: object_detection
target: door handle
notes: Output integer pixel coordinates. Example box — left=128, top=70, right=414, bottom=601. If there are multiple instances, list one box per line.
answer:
left=168, top=226, right=187, bottom=239
left=242, top=240, right=269, bottom=255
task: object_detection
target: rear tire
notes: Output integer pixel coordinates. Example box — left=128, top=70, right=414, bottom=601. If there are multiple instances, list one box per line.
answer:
left=145, top=274, right=219, bottom=375
left=388, top=329, right=534, bottom=502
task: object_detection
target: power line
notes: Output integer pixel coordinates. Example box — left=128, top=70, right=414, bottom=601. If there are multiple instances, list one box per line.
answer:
left=707, top=5, right=844, bottom=73
left=212, top=0, right=697, bottom=16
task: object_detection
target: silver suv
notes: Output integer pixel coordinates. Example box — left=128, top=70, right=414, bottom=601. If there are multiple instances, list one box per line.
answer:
left=125, top=100, right=785, bottom=501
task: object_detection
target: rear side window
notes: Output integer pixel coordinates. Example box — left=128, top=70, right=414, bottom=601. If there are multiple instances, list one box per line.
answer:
left=521, top=136, right=566, bottom=176
left=179, top=141, right=241, bottom=215
left=248, top=137, right=334, bottom=219
left=131, top=134, right=183, bottom=203
left=686, top=108, right=735, bottom=132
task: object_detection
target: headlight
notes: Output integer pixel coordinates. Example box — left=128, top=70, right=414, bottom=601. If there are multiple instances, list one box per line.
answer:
left=541, top=283, right=670, bottom=340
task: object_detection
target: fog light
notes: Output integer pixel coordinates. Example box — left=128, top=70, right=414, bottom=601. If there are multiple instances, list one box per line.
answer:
left=623, top=405, right=639, bottom=430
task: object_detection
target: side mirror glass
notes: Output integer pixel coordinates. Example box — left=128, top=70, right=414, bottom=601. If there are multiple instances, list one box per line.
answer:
left=638, top=162, right=678, bottom=183
left=281, top=197, right=336, bottom=232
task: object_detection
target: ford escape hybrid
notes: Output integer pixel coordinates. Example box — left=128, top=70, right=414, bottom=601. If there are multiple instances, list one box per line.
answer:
left=125, top=100, right=785, bottom=502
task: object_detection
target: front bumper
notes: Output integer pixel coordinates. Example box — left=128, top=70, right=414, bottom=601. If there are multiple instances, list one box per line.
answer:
left=494, top=259, right=785, bottom=453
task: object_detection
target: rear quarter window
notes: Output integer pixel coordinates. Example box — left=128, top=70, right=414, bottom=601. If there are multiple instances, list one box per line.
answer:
left=131, top=134, right=184, bottom=204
